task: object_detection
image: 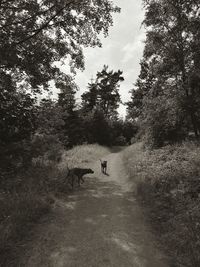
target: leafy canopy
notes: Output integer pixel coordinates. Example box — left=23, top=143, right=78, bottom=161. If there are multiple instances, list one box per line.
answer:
left=0, top=0, right=120, bottom=92
left=82, top=65, right=124, bottom=118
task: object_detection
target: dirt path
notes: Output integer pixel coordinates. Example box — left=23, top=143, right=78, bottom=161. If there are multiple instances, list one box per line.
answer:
left=21, top=151, right=169, bottom=267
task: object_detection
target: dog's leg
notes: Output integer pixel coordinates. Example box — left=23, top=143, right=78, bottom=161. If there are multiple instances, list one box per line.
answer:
left=71, top=174, right=76, bottom=190
left=78, top=175, right=81, bottom=187
left=80, top=176, right=85, bottom=184
left=71, top=176, right=74, bottom=189
left=101, top=165, right=104, bottom=173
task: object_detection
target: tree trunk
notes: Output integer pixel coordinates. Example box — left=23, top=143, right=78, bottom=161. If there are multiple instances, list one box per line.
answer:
left=180, top=55, right=199, bottom=138
left=190, top=110, right=199, bottom=138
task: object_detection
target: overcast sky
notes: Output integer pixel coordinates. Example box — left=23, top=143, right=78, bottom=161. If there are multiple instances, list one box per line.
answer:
left=74, top=0, right=146, bottom=118
left=56, top=1, right=145, bottom=117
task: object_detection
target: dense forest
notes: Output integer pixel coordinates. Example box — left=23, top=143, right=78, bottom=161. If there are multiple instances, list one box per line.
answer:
left=1, top=0, right=200, bottom=266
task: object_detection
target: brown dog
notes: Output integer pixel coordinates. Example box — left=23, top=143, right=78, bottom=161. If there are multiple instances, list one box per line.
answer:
left=66, top=167, right=94, bottom=189
left=100, top=159, right=107, bottom=174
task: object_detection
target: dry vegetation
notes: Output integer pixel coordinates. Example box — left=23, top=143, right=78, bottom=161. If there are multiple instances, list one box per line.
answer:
left=123, top=142, right=200, bottom=267
left=59, top=144, right=110, bottom=169
left=0, top=144, right=109, bottom=266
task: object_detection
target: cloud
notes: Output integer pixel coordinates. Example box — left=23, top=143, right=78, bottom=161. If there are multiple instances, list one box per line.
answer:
left=121, top=32, right=146, bottom=64
left=73, top=0, right=145, bottom=117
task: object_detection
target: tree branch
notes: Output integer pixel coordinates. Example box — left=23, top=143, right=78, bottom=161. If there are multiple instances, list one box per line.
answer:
left=1, top=4, right=56, bottom=29
left=16, top=0, right=75, bottom=46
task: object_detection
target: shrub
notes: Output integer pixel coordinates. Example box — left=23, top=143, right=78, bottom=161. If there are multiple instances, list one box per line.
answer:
left=123, top=142, right=200, bottom=267
left=114, top=135, right=127, bottom=146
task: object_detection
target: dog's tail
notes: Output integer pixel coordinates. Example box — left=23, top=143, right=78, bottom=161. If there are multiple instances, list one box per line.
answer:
left=99, top=159, right=102, bottom=163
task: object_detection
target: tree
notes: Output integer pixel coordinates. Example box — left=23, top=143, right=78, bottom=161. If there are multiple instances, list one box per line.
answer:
left=0, top=0, right=120, bottom=93
left=85, top=109, right=112, bottom=145
left=0, top=71, right=36, bottom=145
left=142, top=0, right=200, bottom=137
left=0, top=0, right=120, bottom=155
left=82, top=65, right=124, bottom=118
left=122, top=120, right=138, bottom=144
left=127, top=0, right=200, bottom=146
left=127, top=60, right=155, bottom=121
left=57, top=76, right=86, bottom=147
left=81, top=82, right=98, bottom=113
left=57, top=74, right=78, bottom=113
left=81, top=66, right=125, bottom=146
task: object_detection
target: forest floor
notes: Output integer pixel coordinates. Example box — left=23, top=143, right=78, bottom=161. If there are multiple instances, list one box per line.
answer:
left=19, top=149, right=169, bottom=267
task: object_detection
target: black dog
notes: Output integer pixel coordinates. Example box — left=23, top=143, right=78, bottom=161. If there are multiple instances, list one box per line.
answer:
left=100, top=159, right=107, bottom=174
left=66, top=167, right=94, bottom=189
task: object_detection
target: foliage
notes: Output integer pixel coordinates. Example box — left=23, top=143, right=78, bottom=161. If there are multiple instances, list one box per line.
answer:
left=0, top=0, right=120, bottom=91
left=127, top=0, right=200, bottom=147
left=82, top=65, right=124, bottom=119
left=79, top=66, right=130, bottom=146
left=141, top=84, right=187, bottom=147
left=0, top=71, right=36, bottom=145
left=123, top=142, right=200, bottom=267
left=82, top=109, right=112, bottom=145
left=0, top=0, right=120, bottom=165
left=122, top=120, right=138, bottom=144
left=79, top=109, right=137, bottom=146
left=57, top=82, right=85, bottom=147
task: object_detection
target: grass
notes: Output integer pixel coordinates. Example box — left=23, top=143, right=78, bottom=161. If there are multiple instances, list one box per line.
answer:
left=123, top=142, right=200, bottom=267
left=0, top=144, right=109, bottom=266
left=59, top=144, right=110, bottom=169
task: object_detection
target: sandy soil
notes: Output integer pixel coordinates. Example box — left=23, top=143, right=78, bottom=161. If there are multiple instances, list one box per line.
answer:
left=20, top=150, right=169, bottom=267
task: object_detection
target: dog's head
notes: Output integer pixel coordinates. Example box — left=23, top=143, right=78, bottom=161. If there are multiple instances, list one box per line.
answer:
left=87, top=168, right=94, bottom=174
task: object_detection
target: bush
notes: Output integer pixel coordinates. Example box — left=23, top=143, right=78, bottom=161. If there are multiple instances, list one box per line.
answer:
left=114, top=135, right=127, bottom=146
left=140, top=90, right=187, bottom=148
left=123, top=142, right=200, bottom=267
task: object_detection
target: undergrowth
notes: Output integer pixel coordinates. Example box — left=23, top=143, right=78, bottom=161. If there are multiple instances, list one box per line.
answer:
left=123, top=142, right=200, bottom=267
left=0, top=144, right=109, bottom=266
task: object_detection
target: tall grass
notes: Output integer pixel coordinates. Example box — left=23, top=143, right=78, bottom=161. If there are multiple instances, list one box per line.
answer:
left=59, top=144, right=110, bottom=169
left=0, top=144, right=109, bottom=266
left=123, top=142, right=200, bottom=267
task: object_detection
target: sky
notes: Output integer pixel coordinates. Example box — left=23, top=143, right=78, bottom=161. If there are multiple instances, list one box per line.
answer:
left=55, top=0, right=146, bottom=118
left=74, top=0, right=146, bottom=118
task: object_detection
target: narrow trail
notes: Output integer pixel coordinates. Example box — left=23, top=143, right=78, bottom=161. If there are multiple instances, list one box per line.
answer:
left=21, top=151, right=169, bottom=267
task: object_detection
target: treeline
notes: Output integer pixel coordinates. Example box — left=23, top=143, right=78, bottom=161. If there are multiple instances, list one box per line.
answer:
left=33, top=65, right=137, bottom=158
left=0, top=1, right=137, bottom=174
left=1, top=65, right=137, bottom=173
left=127, top=0, right=200, bottom=147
